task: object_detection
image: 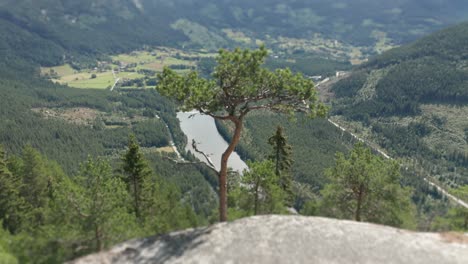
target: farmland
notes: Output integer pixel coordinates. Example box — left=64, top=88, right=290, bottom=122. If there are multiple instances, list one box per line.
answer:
left=41, top=47, right=216, bottom=89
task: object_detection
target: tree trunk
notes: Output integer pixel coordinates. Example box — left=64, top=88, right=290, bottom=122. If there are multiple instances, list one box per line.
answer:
left=275, top=145, right=280, bottom=176
left=254, top=179, right=260, bottom=215
left=464, top=212, right=468, bottom=230
left=219, top=117, right=243, bottom=222
left=95, top=224, right=103, bottom=251
left=133, top=175, right=139, bottom=219
left=355, top=184, right=364, bottom=222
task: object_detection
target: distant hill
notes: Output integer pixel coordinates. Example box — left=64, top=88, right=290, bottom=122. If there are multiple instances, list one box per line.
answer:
left=3, top=0, right=468, bottom=67
left=334, top=21, right=468, bottom=117
left=0, top=0, right=185, bottom=67
left=331, top=22, right=468, bottom=186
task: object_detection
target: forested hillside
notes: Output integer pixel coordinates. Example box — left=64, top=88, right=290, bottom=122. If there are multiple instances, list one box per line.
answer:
left=0, top=0, right=185, bottom=65
left=331, top=22, right=468, bottom=189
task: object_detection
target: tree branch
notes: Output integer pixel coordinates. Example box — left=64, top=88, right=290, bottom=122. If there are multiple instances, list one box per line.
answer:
left=191, top=139, right=217, bottom=170
left=198, top=109, right=232, bottom=120
left=68, top=195, right=90, bottom=218
left=163, top=156, right=219, bottom=174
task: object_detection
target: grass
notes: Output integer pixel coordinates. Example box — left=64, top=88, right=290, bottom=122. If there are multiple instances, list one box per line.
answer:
left=65, top=73, right=115, bottom=89
left=139, top=62, right=164, bottom=71
left=113, top=51, right=155, bottom=64
left=45, top=47, right=216, bottom=89
left=56, top=71, right=146, bottom=89
left=41, top=64, right=76, bottom=76
left=119, top=71, right=145, bottom=79
left=164, top=57, right=196, bottom=66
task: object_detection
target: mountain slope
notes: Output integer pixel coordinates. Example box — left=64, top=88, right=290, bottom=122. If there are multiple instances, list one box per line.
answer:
left=331, top=22, right=468, bottom=186
left=140, top=0, right=468, bottom=46
left=3, top=0, right=468, bottom=66
left=0, top=0, right=185, bottom=67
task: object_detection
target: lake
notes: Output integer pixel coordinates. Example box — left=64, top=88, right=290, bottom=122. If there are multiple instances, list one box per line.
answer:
left=177, top=111, right=248, bottom=173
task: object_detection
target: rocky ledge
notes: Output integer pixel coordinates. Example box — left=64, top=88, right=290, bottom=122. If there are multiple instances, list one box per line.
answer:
left=70, top=215, right=468, bottom=264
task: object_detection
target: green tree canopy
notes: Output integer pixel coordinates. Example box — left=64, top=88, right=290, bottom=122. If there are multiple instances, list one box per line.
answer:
left=0, top=146, right=27, bottom=234
left=268, top=126, right=293, bottom=206
left=157, top=46, right=327, bottom=221
left=243, top=160, right=287, bottom=215
left=64, top=158, right=137, bottom=252
left=320, top=143, right=415, bottom=228
left=228, top=160, right=287, bottom=218
left=432, top=185, right=468, bottom=231
left=121, top=135, right=152, bottom=220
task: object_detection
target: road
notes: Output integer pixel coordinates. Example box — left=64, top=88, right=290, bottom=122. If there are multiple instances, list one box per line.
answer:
left=327, top=119, right=391, bottom=159
left=328, top=118, right=468, bottom=209
left=163, top=121, right=184, bottom=161
left=110, top=69, right=120, bottom=91
left=425, top=179, right=468, bottom=209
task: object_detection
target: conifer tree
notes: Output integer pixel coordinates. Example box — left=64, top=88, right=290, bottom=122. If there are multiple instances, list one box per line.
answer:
left=121, top=135, right=151, bottom=220
left=240, top=160, right=286, bottom=215
left=68, top=158, right=137, bottom=252
left=320, top=143, right=415, bottom=227
left=20, top=146, right=49, bottom=210
left=268, top=126, right=293, bottom=206
left=0, top=146, right=27, bottom=233
left=16, top=146, right=52, bottom=227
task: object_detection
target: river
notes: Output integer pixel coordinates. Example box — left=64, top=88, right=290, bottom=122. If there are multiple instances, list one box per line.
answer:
left=177, top=111, right=248, bottom=173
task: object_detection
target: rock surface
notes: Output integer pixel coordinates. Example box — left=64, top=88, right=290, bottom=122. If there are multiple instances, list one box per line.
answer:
left=70, top=215, right=468, bottom=264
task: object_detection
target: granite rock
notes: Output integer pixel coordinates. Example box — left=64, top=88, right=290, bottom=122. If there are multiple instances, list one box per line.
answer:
left=70, top=215, right=468, bottom=264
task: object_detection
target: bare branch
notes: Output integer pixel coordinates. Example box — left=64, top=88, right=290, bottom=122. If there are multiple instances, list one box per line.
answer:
left=191, top=139, right=217, bottom=169
left=162, top=156, right=219, bottom=174
left=199, top=109, right=232, bottom=120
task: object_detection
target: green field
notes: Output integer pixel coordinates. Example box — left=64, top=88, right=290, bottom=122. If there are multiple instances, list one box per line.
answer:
left=41, top=47, right=215, bottom=89
left=41, top=64, right=76, bottom=77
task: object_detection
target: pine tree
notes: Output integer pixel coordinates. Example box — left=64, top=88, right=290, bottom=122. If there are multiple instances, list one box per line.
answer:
left=121, top=135, right=151, bottom=221
left=16, top=146, right=52, bottom=227
left=0, top=146, right=28, bottom=234
left=241, top=160, right=286, bottom=215
left=320, top=143, right=415, bottom=228
left=268, top=126, right=293, bottom=206
left=67, top=158, right=137, bottom=252
left=20, top=146, right=49, bottom=209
